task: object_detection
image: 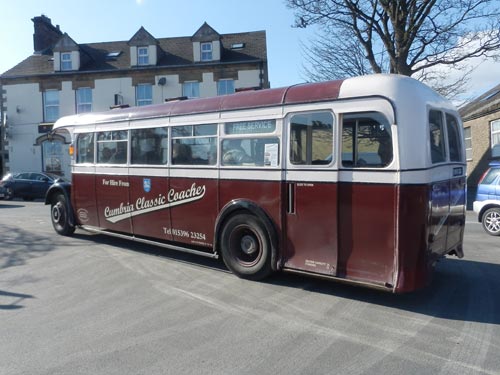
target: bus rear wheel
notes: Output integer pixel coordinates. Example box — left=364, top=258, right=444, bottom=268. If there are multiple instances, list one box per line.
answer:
left=51, top=193, right=75, bottom=236
left=220, top=213, right=272, bottom=280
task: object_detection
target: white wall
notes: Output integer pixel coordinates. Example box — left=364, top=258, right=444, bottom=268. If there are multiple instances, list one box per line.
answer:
left=93, top=77, right=135, bottom=110
left=236, top=70, right=261, bottom=89
left=200, top=72, right=217, bottom=97
left=4, top=83, right=43, bottom=172
left=4, top=68, right=262, bottom=176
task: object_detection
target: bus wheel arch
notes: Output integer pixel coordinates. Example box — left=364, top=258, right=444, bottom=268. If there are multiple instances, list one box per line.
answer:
left=216, top=201, right=279, bottom=279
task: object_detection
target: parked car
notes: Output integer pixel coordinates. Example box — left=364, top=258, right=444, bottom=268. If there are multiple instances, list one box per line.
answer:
left=0, top=172, right=65, bottom=201
left=473, top=161, right=500, bottom=236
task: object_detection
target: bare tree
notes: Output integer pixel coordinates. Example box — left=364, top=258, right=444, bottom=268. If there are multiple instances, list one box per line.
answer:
left=286, top=0, right=500, bottom=97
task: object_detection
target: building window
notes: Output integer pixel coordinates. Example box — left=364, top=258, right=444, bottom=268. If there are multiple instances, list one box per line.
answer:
left=217, top=79, right=235, bottom=96
left=183, top=81, right=200, bottom=98
left=491, top=119, right=500, bottom=158
left=76, top=88, right=92, bottom=113
left=61, top=52, right=72, bottom=71
left=42, top=140, right=63, bottom=173
left=43, top=90, right=59, bottom=122
left=464, top=127, right=472, bottom=161
left=137, top=46, right=149, bottom=65
left=201, top=42, right=212, bottom=61
left=136, top=84, right=153, bottom=106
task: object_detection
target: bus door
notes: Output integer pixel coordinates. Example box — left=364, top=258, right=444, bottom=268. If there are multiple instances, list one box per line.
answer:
left=94, top=129, right=132, bottom=233
left=73, top=131, right=99, bottom=227
left=168, top=124, right=219, bottom=248
left=337, top=112, right=396, bottom=285
left=284, top=111, right=338, bottom=276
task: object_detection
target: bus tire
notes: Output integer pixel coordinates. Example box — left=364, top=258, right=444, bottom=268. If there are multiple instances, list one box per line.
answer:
left=482, top=207, right=500, bottom=236
left=51, top=193, right=75, bottom=236
left=220, top=213, right=273, bottom=280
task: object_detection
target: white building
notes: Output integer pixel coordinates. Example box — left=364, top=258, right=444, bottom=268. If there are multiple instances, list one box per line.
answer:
left=0, top=15, right=269, bottom=177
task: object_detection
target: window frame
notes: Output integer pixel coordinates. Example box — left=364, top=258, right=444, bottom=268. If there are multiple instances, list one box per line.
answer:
left=288, top=110, right=335, bottom=167
left=429, top=110, right=447, bottom=164
left=60, top=52, right=72, bottom=71
left=217, top=79, right=235, bottom=96
left=136, top=84, right=153, bottom=106
left=171, top=124, right=218, bottom=166
left=464, top=126, right=472, bottom=161
left=200, top=42, right=213, bottom=61
left=43, top=90, right=60, bottom=123
left=182, top=81, right=200, bottom=98
left=341, top=111, right=393, bottom=168
left=137, top=46, right=149, bottom=66
left=491, top=119, right=500, bottom=158
left=76, top=87, right=93, bottom=114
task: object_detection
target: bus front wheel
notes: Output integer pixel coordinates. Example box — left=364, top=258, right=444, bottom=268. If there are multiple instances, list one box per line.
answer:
left=51, top=193, right=75, bottom=236
left=220, top=213, right=273, bottom=280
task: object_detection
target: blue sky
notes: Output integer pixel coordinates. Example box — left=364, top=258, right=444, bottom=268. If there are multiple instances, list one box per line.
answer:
left=1, top=0, right=499, bottom=99
left=0, top=0, right=317, bottom=88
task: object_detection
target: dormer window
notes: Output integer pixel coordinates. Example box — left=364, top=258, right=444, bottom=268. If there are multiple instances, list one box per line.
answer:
left=201, top=43, right=212, bottom=61
left=60, top=52, right=72, bottom=71
left=137, top=46, right=149, bottom=65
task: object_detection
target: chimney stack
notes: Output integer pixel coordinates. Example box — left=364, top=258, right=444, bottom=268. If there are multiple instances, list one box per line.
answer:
left=32, top=15, right=63, bottom=54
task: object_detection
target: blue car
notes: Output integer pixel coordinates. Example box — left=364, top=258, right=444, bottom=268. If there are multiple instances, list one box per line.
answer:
left=473, top=161, right=500, bottom=236
left=0, top=172, right=64, bottom=201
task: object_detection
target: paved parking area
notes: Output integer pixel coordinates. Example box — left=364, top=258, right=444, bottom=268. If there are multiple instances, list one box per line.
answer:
left=1, top=201, right=499, bottom=375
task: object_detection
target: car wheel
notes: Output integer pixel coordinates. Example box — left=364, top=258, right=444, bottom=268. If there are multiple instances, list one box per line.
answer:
left=482, top=207, right=500, bottom=236
left=4, top=187, right=14, bottom=200
left=220, top=213, right=273, bottom=280
left=51, top=193, right=75, bottom=236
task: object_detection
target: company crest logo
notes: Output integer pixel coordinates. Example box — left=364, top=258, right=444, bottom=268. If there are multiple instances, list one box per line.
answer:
left=143, top=178, right=151, bottom=193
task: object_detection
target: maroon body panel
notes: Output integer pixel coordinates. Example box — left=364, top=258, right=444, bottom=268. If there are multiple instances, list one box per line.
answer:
left=218, top=179, right=282, bottom=229
left=337, top=183, right=397, bottom=287
left=128, top=175, right=172, bottom=241
left=395, top=185, right=431, bottom=293
left=95, top=174, right=132, bottom=233
left=169, top=177, right=218, bottom=247
left=72, top=173, right=98, bottom=227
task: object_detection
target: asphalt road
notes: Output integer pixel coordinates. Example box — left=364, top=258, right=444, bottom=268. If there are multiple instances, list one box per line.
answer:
left=1, top=200, right=499, bottom=375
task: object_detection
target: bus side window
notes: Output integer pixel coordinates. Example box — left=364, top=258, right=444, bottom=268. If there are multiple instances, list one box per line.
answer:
left=76, top=133, right=94, bottom=164
left=97, top=130, right=128, bottom=164
left=429, top=110, right=446, bottom=164
left=171, top=124, right=217, bottom=165
left=221, top=138, right=279, bottom=167
left=131, top=127, right=167, bottom=165
left=342, top=113, right=392, bottom=168
left=446, top=114, right=462, bottom=162
left=289, top=111, right=334, bottom=165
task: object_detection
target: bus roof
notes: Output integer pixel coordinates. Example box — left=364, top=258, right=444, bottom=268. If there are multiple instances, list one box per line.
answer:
left=53, top=74, right=452, bottom=130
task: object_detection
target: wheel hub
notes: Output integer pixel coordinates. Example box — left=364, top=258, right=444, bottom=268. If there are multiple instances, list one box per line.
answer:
left=240, top=235, right=257, bottom=255
left=52, top=204, right=61, bottom=222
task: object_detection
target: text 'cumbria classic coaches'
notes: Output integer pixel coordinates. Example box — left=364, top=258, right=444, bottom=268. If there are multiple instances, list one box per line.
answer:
left=45, top=74, right=466, bottom=293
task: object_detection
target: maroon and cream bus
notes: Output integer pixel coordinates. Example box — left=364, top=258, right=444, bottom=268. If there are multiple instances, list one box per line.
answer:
left=46, top=74, right=466, bottom=293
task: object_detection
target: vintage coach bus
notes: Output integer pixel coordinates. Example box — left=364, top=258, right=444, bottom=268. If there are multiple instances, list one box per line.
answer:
left=45, top=74, right=466, bottom=293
